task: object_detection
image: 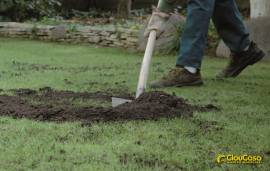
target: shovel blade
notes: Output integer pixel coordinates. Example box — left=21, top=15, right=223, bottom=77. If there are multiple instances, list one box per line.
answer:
left=112, top=97, right=132, bottom=107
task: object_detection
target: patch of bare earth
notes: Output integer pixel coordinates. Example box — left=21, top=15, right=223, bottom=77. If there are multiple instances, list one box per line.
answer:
left=0, top=87, right=219, bottom=124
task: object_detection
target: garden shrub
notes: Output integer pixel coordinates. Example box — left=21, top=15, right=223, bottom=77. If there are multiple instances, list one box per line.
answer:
left=0, top=0, right=61, bottom=21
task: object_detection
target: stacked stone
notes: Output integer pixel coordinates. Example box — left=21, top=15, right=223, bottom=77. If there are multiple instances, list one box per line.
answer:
left=0, top=22, right=139, bottom=50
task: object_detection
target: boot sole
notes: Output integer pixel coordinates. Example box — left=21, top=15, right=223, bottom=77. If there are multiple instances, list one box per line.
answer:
left=227, top=51, right=265, bottom=77
left=176, top=80, right=204, bottom=87
left=150, top=80, right=203, bottom=88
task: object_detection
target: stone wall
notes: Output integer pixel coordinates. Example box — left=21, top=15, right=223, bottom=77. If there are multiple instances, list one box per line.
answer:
left=0, top=22, right=139, bottom=49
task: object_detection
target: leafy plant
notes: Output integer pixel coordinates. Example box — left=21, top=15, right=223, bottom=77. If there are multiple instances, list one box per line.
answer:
left=71, top=9, right=113, bottom=19
left=207, top=21, right=220, bottom=55
left=0, top=0, right=62, bottom=21
left=37, top=16, right=64, bottom=25
left=67, top=24, right=78, bottom=33
left=0, top=0, right=14, bottom=12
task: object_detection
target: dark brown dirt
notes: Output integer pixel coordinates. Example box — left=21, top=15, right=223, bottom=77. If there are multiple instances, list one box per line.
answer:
left=0, top=88, right=219, bottom=124
left=12, top=87, right=130, bottom=101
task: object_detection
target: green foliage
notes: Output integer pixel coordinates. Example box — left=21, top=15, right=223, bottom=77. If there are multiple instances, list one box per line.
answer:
left=35, top=16, right=64, bottom=25
left=31, top=23, right=38, bottom=36
left=72, top=9, right=113, bottom=19
left=207, top=21, right=220, bottom=55
left=0, top=0, right=14, bottom=12
left=0, top=0, right=61, bottom=21
left=66, top=24, right=78, bottom=33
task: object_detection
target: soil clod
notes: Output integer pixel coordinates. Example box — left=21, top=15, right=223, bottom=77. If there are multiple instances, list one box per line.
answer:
left=0, top=88, right=218, bottom=124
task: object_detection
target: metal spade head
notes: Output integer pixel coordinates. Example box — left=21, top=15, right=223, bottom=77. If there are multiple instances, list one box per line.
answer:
left=112, top=97, right=132, bottom=107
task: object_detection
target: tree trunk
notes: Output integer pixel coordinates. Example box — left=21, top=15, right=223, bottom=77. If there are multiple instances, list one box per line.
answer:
left=250, top=0, right=270, bottom=18
left=117, top=0, right=132, bottom=18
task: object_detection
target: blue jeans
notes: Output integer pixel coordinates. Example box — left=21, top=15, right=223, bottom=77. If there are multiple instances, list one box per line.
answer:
left=177, top=0, right=251, bottom=69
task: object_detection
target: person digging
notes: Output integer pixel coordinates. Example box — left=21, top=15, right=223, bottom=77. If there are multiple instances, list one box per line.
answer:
left=145, top=0, right=265, bottom=88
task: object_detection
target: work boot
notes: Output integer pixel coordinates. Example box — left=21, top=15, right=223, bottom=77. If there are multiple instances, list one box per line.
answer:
left=150, top=67, right=203, bottom=88
left=217, top=42, right=265, bottom=78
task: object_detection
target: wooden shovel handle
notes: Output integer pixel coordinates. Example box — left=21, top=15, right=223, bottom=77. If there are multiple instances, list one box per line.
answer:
left=136, top=30, right=157, bottom=98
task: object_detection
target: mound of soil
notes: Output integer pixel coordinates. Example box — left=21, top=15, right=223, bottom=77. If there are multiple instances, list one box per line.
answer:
left=12, top=87, right=132, bottom=101
left=0, top=88, right=218, bottom=124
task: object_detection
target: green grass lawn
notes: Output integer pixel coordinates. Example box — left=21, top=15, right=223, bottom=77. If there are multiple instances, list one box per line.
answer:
left=0, top=38, right=269, bottom=171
